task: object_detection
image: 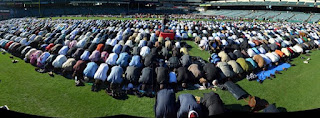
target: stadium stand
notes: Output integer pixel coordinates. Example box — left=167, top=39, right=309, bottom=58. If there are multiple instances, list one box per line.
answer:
left=308, top=13, right=320, bottom=23
left=271, top=11, right=295, bottom=21
left=288, top=12, right=312, bottom=22
left=244, top=11, right=267, bottom=19
left=198, top=9, right=320, bottom=23
left=258, top=11, right=280, bottom=20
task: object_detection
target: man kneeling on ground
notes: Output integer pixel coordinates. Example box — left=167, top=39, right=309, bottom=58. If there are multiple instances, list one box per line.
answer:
left=107, top=66, right=124, bottom=97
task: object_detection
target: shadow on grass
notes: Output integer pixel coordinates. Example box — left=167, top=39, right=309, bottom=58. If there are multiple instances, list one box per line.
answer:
left=225, top=96, right=284, bottom=113
left=277, top=107, right=287, bottom=112
left=251, top=96, right=269, bottom=111
left=225, top=104, right=252, bottom=112
left=112, top=94, right=129, bottom=100
left=91, top=83, right=130, bottom=100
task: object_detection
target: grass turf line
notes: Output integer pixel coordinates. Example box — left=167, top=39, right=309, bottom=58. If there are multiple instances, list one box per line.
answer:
left=1, top=48, right=320, bottom=117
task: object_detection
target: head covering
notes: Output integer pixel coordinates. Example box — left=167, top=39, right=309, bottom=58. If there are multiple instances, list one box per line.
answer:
left=188, top=110, right=199, bottom=118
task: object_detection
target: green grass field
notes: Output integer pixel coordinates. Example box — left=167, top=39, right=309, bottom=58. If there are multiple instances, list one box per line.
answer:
left=0, top=17, right=320, bottom=117
left=0, top=53, right=154, bottom=117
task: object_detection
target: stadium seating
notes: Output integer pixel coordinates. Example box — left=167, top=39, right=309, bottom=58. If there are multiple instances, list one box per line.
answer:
left=288, top=12, right=311, bottom=22
left=308, top=13, right=320, bottom=23
left=271, top=12, right=295, bottom=21
left=244, top=11, right=267, bottom=19
left=199, top=10, right=320, bottom=23
left=258, top=11, right=280, bottom=20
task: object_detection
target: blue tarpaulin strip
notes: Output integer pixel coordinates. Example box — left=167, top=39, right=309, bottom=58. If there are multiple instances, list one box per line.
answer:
left=256, top=63, right=291, bottom=82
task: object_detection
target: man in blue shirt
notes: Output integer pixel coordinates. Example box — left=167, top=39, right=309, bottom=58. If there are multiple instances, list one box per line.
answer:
left=129, top=55, right=143, bottom=68
left=112, top=44, right=122, bottom=54
left=107, top=66, right=124, bottom=97
left=116, top=52, right=130, bottom=67
left=83, top=62, right=98, bottom=80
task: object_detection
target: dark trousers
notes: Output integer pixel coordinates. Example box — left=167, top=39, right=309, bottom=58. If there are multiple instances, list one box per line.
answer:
left=73, top=71, right=84, bottom=81
left=44, top=63, right=54, bottom=72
